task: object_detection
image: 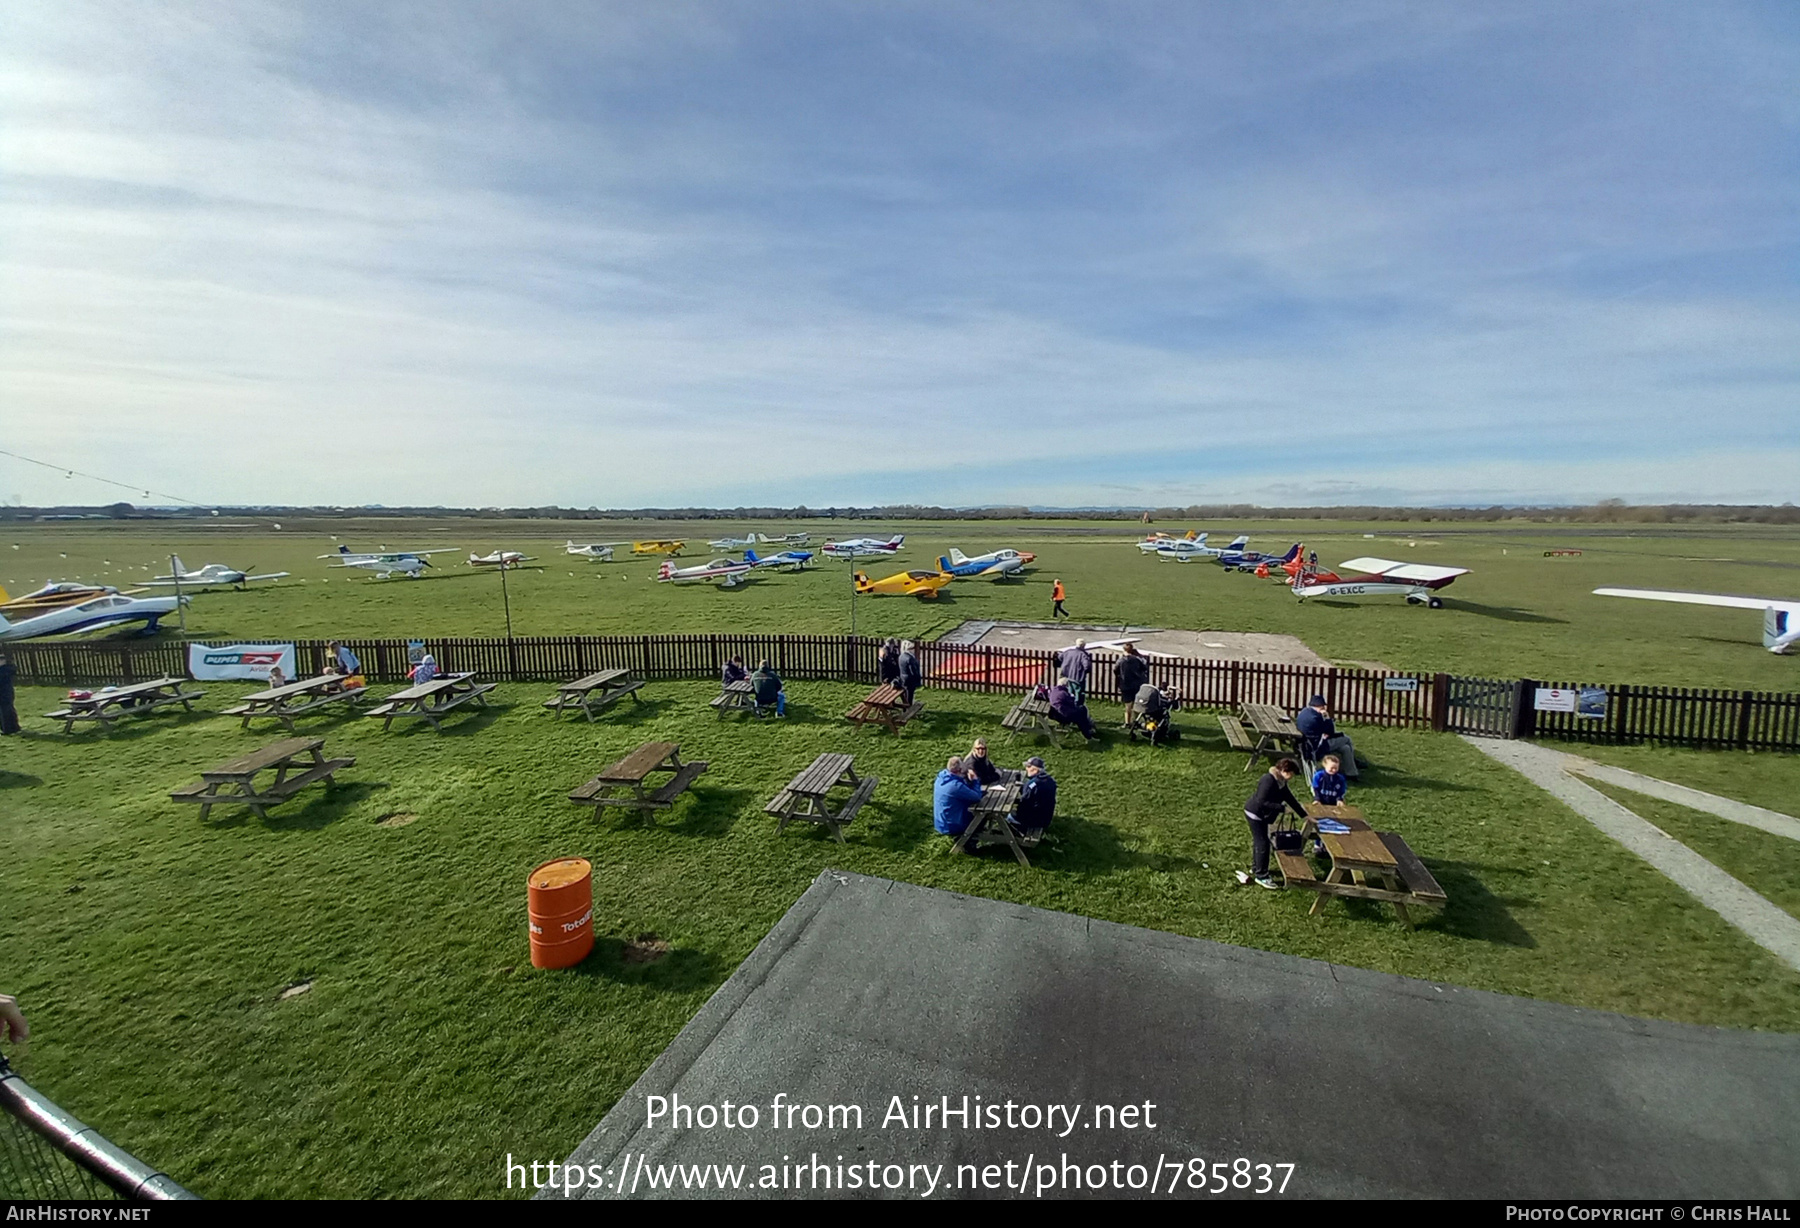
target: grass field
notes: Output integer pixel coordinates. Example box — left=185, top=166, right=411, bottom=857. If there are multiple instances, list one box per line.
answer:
left=5, top=515, right=1800, bottom=1197
left=3, top=515, right=1799, bottom=688
left=3, top=676, right=1799, bottom=1198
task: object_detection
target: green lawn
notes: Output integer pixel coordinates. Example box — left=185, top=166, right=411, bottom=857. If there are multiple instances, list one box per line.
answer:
left=1582, top=778, right=1800, bottom=921
left=3, top=678, right=1798, bottom=1198
left=4, top=514, right=1799, bottom=688
left=1567, top=742, right=1800, bottom=819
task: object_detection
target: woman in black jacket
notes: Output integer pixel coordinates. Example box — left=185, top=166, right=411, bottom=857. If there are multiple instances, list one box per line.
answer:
left=877, top=638, right=901, bottom=686
left=1114, top=644, right=1149, bottom=728
left=1239, top=759, right=1306, bottom=889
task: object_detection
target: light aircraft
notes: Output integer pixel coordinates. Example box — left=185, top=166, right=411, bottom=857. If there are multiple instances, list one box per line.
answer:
left=321, top=545, right=460, bottom=579
left=565, top=541, right=615, bottom=562
left=1137, top=530, right=1199, bottom=553
left=1218, top=543, right=1300, bottom=572
left=820, top=535, right=905, bottom=560
left=656, top=558, right=755, bottom=588
left=1593, top=588, right=1800, bottom=654
left=0, top=584, right=185, bottom=641
left=707, top=533, right=759, bottom=551
left=743, top=548, right=814, bottom=571
left=2, top=582, right=122, bottom=617
left=630, top=540, right=684, bottom=556
left=756, top=532, right=811, bottom=545
left=852, top=568, right=953, bottom=599
left=467, top=550, right=535, bottom=570
left=1292, top=557, right=1470, bottom=607
left=937, top=548, right=1034, bottom=579
left=1061, top=636, right=1182, bottom=661
left=1157, top=534, right=1251, bottom=562
left=145, top=557, right=289, bottom=590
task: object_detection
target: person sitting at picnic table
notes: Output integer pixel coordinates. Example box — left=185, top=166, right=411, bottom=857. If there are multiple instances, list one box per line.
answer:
left=1114, top=642, right=1148, bottom=728
left=1238, top=758, right=1307, bottom=891
left=1311, top=753, right=1349, bottom=806
left=896, top=640, right=922, bottom=706
left=1013, top=756, right=1057, bottom=834
left=1056, top=638, right=1093, bottom=704
left=749, top=659, right=786, bottom=716
left=409, top=654, right=439, bottom=685
left=878, top=638, right=902, bottom=687
left=266, top=665, right=288, bottom=690
left=933, top=756, right=986, bottom=839
left=1046, top=676, right=1097, bottom=741
left=721, top=655, right=749, bottom=686
left=329, top=640, right=360, bottom=676
left=1296, top=695, right=1358, bottom=778
left=964, top=738, right=1005, bottom=786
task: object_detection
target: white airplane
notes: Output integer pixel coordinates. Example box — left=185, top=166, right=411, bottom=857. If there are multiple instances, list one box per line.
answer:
left=320, top=544, right=460, bottom=579
left=565, top=541, right=615, bottom=562
left=819, top=534, right=905, bottom=560
left=0, top=585, right=185, bottom=641
left=1059, top=636, right=1183, bottom=661
left=707, top=533, right=759, bottom=550
left=1594, top=588, right=1800, bottom=654
left=1151, top=534, right=1253, bottom=561
left=938, top=548, right=1036, bottom=579
left=757, top=532, right=811, bottom=545
left=145, top=556, right=289, bottom=590
left=1138, top=530, right=1200, bottom=554
left=467, top=550, right=535, bottom=570
left=1292, top=557, right=1470, bottom=607
left=656, top=558, right=755, bottom=588
left=743, top=547, right=814, bottom=571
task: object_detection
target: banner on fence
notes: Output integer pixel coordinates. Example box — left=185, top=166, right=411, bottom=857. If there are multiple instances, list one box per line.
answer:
left=1577, top=687, right=1608, bottom=720
left=1534, top=687, right=1577, bottom=713
left=188, top=643, right=295, bottom=681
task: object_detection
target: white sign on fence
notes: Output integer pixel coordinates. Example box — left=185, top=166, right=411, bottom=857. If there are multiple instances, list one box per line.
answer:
left=1534, top=687, right=1577, bottom=713
left=188, top=643, right=295, bottom=682
left=1383, top=676, right=1420, bottom=692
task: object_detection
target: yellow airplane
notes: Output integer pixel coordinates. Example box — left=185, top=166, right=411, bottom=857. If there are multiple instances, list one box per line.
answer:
left=630, top=540, right=684, bottom=556
left=853, top=568, right=954, bottom=599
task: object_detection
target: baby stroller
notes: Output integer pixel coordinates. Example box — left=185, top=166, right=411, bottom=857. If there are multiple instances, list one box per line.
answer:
left=1127, top=685, right=1182, bottom=746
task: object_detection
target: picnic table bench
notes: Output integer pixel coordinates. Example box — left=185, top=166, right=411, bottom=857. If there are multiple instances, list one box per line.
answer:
left=43, top=677, right=206, bottom=734
left=845, top=684, right=923, bottom=735
left=951, top=779, right=1045, bottom=867
left=1231, top=702, right=1302, bottom=770
left=763, top=752, right=878, bottom=843
left=710, top=678, right=767, bottom=719
left=168, top=737, right=354, bottom=820
left=543, top=668, right=644, bottom=721
left=365, top=673, right=496, bottom=732
left=1001, top=691, right=1070, bottom=745
left=1275, top=828, right=1446, bottom=928
left=224, top=675, right=367, bottom=732
left=569, top=741, right=708, bottom=815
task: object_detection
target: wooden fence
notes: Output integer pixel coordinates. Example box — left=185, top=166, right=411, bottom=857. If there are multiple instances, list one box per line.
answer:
left=5, top=634, right=1797, bottom=750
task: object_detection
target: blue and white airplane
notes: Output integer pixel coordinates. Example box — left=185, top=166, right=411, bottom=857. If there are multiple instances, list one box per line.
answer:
left=937, top=548, right=1033, bottom=579
left=1218, top=543, right=1300, bottom=573
left=0, top=583, right=184, bottom=641
left=743, top=548, right=814, bottom=571
left=1154, top=534, right=1250, bottom=562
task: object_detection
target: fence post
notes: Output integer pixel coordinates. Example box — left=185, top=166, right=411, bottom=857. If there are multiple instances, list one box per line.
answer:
left=1737, top=690, right=1754, bottom=749
left=1230, top=659, right=1241, bottom=710
left=640, top=635, right=652, bottom=679
left=1431, top=673, right=1449, bottom=733
left=1511, top=680, right=1536, bottom=739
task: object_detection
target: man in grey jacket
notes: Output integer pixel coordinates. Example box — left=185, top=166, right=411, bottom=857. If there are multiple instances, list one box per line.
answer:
left=1056, top=639, right=1093, bottom=705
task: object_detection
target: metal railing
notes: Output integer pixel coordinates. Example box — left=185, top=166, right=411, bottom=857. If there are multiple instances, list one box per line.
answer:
left=0, top=1054, right=199, bottom=1200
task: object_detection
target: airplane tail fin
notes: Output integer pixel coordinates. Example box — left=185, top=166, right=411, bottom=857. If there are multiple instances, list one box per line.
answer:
left=889, top=535, right=904, bottom=546
left=1184, top=530, right=1197, bottom=541
left=171, top=555, right=186, bottom=575
left=1766, top=607, right=1795, bottom=652
left=338, top=545, right=350, bottom=554
left=948, top=548, right=968, bottom=564
left=1280, top=544, right=1300, bottom=563
left=1229, top=535, right=1249, bottom=550
left=853, top=572, right=870, bottom=590
left=657, top=561, right=673, bottom=580
left=745, top=549, right=760, bottom=563
left=938, top=556, right=953, bottom=571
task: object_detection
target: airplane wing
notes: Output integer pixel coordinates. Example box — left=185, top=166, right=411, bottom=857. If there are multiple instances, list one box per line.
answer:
left=1338, top=557, right=1470, bottom=582
left=1594, top=588, right=1800, bottom=614
left=247, top=572, right=291, bottom=581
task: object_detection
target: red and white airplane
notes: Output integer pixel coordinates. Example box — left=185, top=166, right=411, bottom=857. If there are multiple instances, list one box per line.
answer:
left=1594, top=588, right=1799, bottom=654
left=820, top=534, right=905, bottom=560
left=657, top=558, right=755, bottom=589
left=1291, top=556, right=1469, bottom=607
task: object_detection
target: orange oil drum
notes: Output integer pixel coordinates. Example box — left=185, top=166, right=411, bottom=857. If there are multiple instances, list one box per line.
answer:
left=528, top=857, right=594, bottom=969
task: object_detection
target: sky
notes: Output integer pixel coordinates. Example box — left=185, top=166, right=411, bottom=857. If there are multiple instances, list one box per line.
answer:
left=2, top=1, right=1797, bottom=509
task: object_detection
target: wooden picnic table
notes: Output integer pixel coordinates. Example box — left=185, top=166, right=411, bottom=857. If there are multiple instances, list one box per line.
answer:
left=543, top=668, right=644, bottom=721
left=951, top=779, right=1045, bottom=867
left=569, top=741, right=708, bottom=815
left=365, top=672, right=496, bottom=732
left=710, top=678, right=761, bottom=719
left=168, top=736, right=354, bottom=820
left=225, top=675, right=368, bottom=732
left=43, top=677, right=207, bottom=734
left=1274, top=827, right=1447, bottom=928
left=764, top=752, right=879, bottom=843
left=845, top=683, right=923, bottom=735
left=1242, top=701, right=1302, bottom=753
left=1000, top=691, right=1069, bottom=745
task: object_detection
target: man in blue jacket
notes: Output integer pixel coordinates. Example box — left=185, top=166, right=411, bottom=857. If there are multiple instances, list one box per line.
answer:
left=1013, top=757, right=1057, bottom=834
left=933, top=757, right=986, bottom=838
left=1295, top=695, right=1358, bottom=778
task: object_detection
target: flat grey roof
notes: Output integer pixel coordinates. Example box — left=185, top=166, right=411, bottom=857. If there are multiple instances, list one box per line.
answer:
left=549, top=871, right=1800, bottom=1199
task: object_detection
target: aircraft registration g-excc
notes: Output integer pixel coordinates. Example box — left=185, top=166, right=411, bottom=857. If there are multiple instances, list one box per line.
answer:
left=1594, top=588, right=1800, bottom=654
left=1291, top=557, right=1470, bottom=607
left=0, top=583, right=185, bottom=641
left=145, top=557, right=290, bottom=590
left=820, top=535, right=905, bottom=560
left=320, top=545, right=460, bottom=579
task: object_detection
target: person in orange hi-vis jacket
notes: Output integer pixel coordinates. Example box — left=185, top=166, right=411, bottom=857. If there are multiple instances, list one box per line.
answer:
left=1052, top=578, right=1068, bottom=619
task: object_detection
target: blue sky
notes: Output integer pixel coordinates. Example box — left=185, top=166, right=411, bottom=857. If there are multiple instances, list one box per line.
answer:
left=2, top=2, right=1797, bottom=507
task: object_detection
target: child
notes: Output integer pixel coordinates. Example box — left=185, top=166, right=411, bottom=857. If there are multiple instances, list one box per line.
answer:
left=1311, top=753, right=1349, bottom=806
